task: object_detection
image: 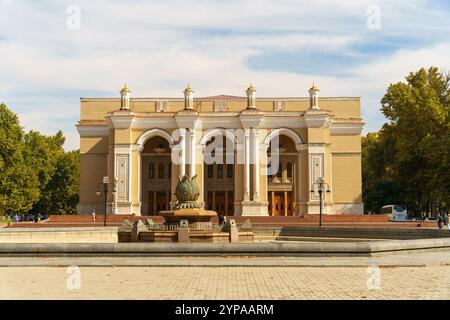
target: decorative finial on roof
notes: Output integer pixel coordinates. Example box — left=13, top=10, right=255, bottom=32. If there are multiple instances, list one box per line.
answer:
left=246, top=83, right=256, bottom=92
left=120, top=84, right=130, bottom=93
left=184, top=83, right=194, bottom=93
left=309, top=81, right=319, bottom=91
left=120, top=84, right=131, bottom=110
left=308, top=81, right=320, bottom=110
left=184, top=83, right=194, bottom=110
left=246, top=83, right=257, bottom=110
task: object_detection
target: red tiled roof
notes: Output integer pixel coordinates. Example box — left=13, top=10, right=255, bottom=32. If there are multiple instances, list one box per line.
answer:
left=200, top=95, right=245, bottom=99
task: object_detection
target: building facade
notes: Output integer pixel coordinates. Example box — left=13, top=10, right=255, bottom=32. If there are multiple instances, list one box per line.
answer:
left=77, top=84, right=364, bottom=216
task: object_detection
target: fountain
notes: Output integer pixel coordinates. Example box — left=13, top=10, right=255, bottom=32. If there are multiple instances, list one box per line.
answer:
left=119, top=175, right=254, bottom=243
left=159, top=175, right=217, bottom=223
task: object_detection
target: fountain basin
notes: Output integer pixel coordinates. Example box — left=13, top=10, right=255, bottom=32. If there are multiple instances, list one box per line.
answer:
left=159, top=208, right=217, bottom=224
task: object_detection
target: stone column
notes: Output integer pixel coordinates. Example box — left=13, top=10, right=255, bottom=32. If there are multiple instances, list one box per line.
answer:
left=189, top=129, right=196, bottom=177
left=138, top=148, right=142, bottom=211
left=179, top=129, right=186, bottom=177
left=252, top=129, right=260, bottom=201
left=244, top=129, right=250, bottom=201
left=271, top=191, right=275, bottom=216
left=284, top=191, right=288, bottom=216
left=296, top=151, right=302, bottom=216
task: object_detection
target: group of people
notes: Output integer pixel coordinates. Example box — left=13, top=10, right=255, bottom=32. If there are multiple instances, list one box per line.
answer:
left=2, top=213, right=46, bottom=223
left=437, top=213, right=450, bottom=230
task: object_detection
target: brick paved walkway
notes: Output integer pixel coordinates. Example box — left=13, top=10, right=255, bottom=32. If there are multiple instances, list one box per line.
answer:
left=1, top=265, right=449, bottom=299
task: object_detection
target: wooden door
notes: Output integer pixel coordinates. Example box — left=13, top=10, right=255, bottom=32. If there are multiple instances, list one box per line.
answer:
left=206, top=191, right=213, bottom=210
left=148, top=191, right=155, bottom=215
left=287, top=191, right=293, bottom=216
left=156, top=191, right=168, bottom=213
left=275, top=192, right=284, bottom=216
left=215, top=191, right=226, bottom=215
left=269, top=192, right=284, bottom=216
left=227, top=191, right=234, bottom=215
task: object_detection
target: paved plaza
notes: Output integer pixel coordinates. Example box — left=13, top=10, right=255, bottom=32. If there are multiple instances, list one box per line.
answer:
left=1, top=251, right=450, bottom=300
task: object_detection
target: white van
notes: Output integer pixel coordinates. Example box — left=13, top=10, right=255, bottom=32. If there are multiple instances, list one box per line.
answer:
left=381, top=205, right=408, bottom=221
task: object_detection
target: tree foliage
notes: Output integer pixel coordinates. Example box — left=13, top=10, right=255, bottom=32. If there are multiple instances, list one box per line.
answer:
left=0, top=103, right=79, bottom=215
left=0, top=103, right=39, bottom=213
left=42, top=150, right=79, bottom=214
left=363, top=67, right=450, bottom=216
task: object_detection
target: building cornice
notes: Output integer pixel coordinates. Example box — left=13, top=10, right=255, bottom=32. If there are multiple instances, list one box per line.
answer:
left=303, top=110, right=333, bottom=128
left=239, top=110, right=264, bottom=129
left=106, top=111, right=135, bottom=129
left=76, top=125, right=109, bottom=137
left=77, top=110, right=364, bottom=135
left=174, top=111, right=200, bottom=129
left=80, top=96, right=361, bottom=102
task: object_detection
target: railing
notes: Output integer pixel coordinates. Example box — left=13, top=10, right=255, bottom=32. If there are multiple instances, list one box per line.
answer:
left=189, top=223, right=222, bottom=231
left=147, top=223, right=179, bottom=231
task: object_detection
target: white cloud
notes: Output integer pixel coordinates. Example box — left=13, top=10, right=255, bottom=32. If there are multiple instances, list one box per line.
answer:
left=0, top=0, right=449, bottom=150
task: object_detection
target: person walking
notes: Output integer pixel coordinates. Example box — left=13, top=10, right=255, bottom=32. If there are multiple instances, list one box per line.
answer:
left=437, top=214, right=443, bottom=229
left=445, top=213, right=450, bottom=230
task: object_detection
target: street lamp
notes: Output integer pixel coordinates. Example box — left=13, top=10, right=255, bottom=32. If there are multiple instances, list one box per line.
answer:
left=112, top=177, right=118, bottom=215
left=96, top=176, right=110, bottom=227
left=310, top=177, right=331, bottom=227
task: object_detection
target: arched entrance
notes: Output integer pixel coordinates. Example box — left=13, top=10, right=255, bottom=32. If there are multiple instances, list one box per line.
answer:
left=202, top=130, right=235, bottom=216
left=266, top=131, right=301, bottom=216
left=140, top=135, right=172, bottom=215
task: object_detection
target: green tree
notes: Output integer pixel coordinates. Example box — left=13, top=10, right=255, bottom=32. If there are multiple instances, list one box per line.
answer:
left=0, top=103, right=39, bottom=214
left=362, top=67, right=450, bottom=216
left=42, top=150, right=79, bottom=214
left=23, top=130, right=66, bottom=215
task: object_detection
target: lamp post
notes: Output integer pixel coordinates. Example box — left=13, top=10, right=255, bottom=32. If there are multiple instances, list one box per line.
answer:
left=310, top=177, right=331, bottom=227
left=96, top=176, right=110, bottom=227
left=112, top=177, right=118, bottom=215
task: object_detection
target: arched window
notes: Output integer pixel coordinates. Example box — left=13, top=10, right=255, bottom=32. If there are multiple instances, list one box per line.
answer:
left=158, top=163, right=164, bottom=178
left=149, top=163, right=155, bottom=178
left=287, top=162, right=293, bottom=178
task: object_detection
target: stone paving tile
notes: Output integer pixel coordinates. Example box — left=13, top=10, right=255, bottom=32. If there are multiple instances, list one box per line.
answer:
left=0, top=266, right=449, bottom=300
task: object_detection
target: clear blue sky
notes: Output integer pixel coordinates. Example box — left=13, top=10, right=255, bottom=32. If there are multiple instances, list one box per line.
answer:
left=1, top=0, right=449, bottom=150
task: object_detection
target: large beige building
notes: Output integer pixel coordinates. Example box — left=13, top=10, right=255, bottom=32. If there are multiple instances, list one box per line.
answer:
left=77, top=84, right=364, bottom=217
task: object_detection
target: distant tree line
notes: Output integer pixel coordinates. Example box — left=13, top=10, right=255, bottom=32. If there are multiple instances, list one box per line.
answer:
left=362, top=67, right=450, bottom=217
left=0, top=103, right=79, bottom=216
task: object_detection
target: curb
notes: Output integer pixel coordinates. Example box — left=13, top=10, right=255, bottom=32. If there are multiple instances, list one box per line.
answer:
left=0, top=238, right=450, bottom=257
